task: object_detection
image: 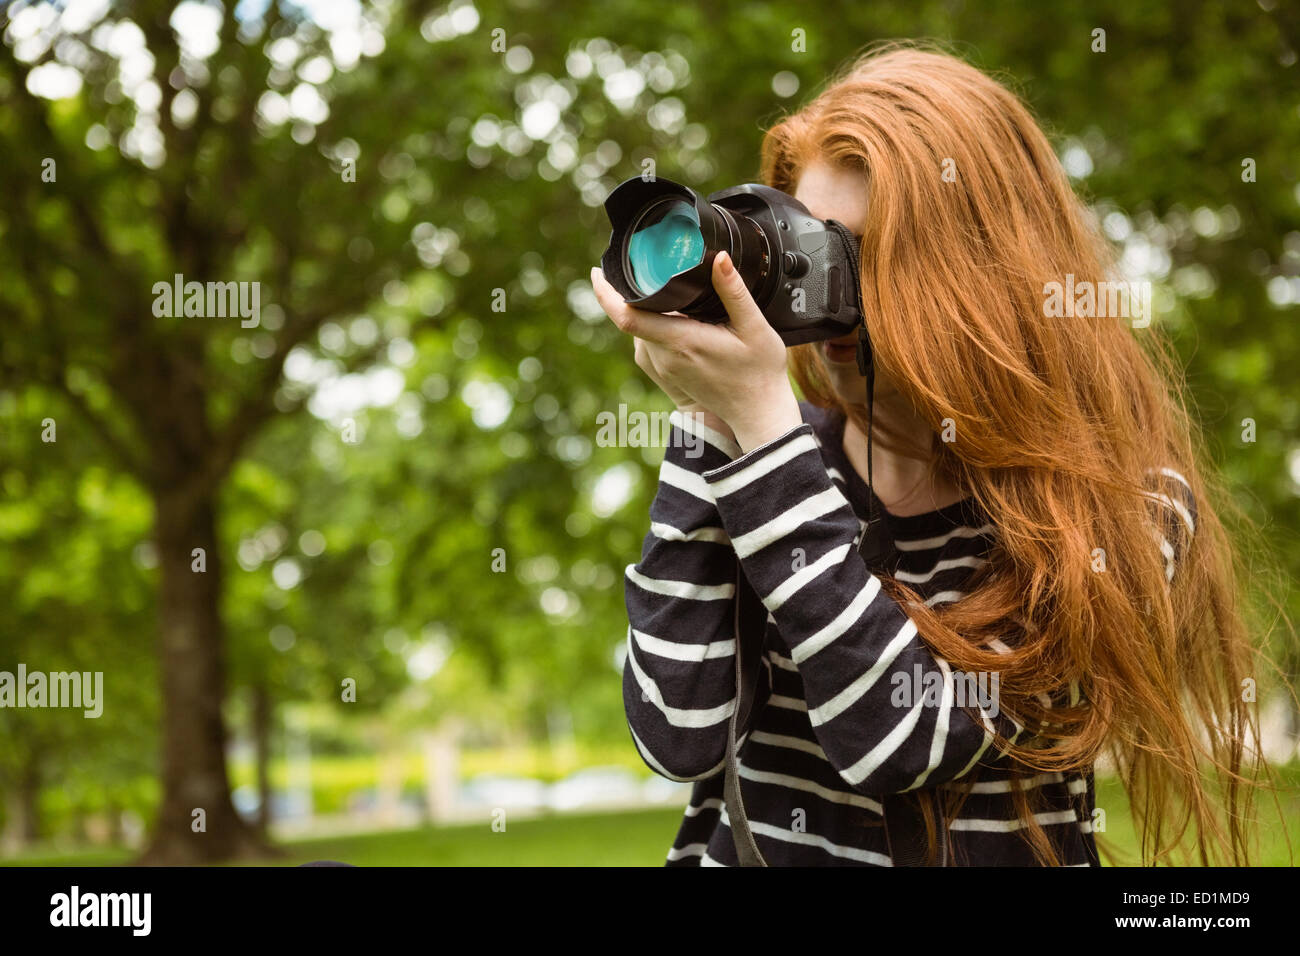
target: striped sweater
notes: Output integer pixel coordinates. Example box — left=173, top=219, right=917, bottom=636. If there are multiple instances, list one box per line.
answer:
left=622, top=400, right=1197, bottom=866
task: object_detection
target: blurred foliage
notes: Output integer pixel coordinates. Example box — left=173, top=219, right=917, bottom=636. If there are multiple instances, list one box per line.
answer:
left=0, top=0, right=1297, bottom=849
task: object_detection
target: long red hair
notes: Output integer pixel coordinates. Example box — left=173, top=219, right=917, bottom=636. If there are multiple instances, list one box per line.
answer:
left=761, top=42, right=1290, bottom=864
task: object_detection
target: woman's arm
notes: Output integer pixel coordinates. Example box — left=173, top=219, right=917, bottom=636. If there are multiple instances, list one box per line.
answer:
left=701, top=421, right=1022, bottom=796
left=622, top=409, right=748, bottom=782
left=594, top=254, right=1021, bottom=791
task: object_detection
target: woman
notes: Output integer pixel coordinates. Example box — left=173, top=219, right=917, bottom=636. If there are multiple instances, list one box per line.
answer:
left=591, top=44, right=1270, bottom=866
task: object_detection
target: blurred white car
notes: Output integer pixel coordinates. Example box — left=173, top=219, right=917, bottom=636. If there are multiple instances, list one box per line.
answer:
left=546, top=766, right=643, bottom=810
left=458, top=774, right=548, bottom=810
left=641, top=775, right=692, bottom=803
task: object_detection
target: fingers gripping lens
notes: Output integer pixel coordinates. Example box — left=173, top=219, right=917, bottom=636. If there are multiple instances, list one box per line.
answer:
left=626, top=199, right=704, bottom=296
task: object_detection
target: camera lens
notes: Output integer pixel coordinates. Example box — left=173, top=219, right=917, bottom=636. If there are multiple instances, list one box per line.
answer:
left=625, top=198, right=705, bottom=296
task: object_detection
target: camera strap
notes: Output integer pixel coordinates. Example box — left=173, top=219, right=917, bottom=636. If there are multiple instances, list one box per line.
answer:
left=724, top=560, right=768, bottom=866
left=724, top=222, right=937, bottom=866
left=856, top=324, right=948, bottom=865
left=854, top=323, right=946, bottom=865
left=856, top=326, right=892, bottom=568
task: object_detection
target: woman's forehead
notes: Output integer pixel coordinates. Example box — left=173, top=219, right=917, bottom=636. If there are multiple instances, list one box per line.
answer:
left=792, top=161, right=869, bottom=233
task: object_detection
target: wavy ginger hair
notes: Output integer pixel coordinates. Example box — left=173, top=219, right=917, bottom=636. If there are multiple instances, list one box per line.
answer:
left=762, top=43, right=1284, bottom=865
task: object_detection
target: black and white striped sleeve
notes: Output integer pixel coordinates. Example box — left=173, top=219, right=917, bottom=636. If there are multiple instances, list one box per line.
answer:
left=622, top=410, right=744, bottom=782
left=1143, top=466, right=1198, bottom=583
left=701, top=422, right=1021, bottom=796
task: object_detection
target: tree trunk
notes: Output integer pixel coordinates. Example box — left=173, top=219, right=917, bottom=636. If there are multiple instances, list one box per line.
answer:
left=1, top=756, right=41, bottom=851
left=108, top=800, right=124, bottom=845
left=252, top=683, right=273, bottom=836
left=137, top=490, right=267, bottom=864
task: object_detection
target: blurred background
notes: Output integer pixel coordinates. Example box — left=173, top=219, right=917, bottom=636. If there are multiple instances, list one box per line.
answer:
left=0, top=0, right=1298, bottom=866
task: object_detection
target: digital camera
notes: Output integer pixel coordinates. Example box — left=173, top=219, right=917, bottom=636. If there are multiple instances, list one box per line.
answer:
left=599, top=176, right=865, bottom=346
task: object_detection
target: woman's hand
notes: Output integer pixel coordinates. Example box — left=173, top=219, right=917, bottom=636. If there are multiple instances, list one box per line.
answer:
left=591, top=251, right=803, bottom=453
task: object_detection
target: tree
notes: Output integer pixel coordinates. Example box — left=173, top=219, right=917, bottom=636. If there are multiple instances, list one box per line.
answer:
left=0, top=0, right=458, bottom=861
left=1, top=0, right=706, bottom=860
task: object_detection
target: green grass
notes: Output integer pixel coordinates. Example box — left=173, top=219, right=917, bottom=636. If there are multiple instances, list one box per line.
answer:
left=4, top=807, right=686, bottom=867
left=1092, top=767, right=1299, bottom=867
left=267, top=807, right=687, bottom=866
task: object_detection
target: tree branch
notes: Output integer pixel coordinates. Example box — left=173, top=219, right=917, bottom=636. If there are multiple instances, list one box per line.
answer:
left=198, top=310, right=450, bottom=493
left=51, top=369, right=150, bottom=482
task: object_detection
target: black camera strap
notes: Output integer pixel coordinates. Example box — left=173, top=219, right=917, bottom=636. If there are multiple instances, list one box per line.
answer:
left=855, top=325, right=894, bottom=570
left=727, top=318, right=895, bottom=868
left=724, top=561, right=768, bottom=866
left=854, top=324, right=947, bottom=866
left=724, top=273, right=947, bottom=864
left=854, top=324, right=948, bottom=865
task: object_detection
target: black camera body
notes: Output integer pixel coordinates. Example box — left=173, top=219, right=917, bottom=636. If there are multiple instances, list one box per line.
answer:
left=599, top=176, right=864, bottom=346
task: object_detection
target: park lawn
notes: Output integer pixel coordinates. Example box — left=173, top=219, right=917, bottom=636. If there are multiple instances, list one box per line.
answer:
left=4, top=806, right=685, bottom=867
left=7, top=766, right=1297, bottom=866
left=1091, top=771, right=1297, bottom=867
left=250, top=807, right=686, bottom=866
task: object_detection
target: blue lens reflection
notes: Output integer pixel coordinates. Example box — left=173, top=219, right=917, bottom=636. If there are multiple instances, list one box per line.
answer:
left=627, top=201, right=704, bottom=295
